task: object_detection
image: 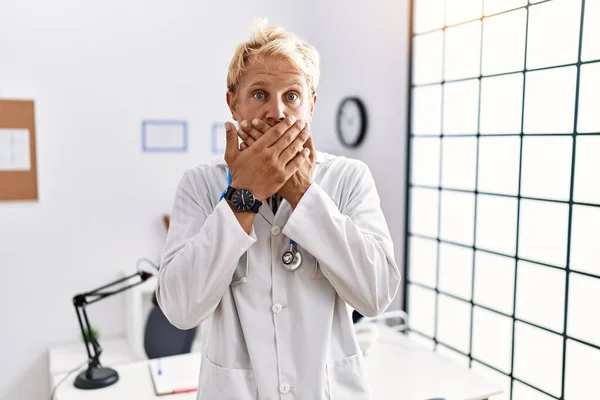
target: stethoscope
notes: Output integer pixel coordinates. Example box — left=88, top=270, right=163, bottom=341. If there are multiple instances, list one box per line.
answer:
left=220, top=169, right=302, bottom=285
left=281, top=239, right=302, bottom=271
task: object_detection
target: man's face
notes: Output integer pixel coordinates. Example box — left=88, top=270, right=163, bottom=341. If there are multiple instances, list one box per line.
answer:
left=227, top=56, right=317, bottom=127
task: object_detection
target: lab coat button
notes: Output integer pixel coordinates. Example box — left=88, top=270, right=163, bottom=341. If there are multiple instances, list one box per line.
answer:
left=279, top=382, right=290, bottom=394
left=272, top=303, right=283, bottom=314
left=271, top=225, right=281, bottom=236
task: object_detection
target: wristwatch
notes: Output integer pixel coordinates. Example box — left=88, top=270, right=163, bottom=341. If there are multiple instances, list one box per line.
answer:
left=223, top=186, right=262, bottom=214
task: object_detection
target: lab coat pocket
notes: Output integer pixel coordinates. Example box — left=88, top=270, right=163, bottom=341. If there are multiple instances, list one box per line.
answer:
left=296, top=245, right=325, bottom=280
left=198, top=355, right=258, bottom=400
left=326, top=353, right=372, bottom=400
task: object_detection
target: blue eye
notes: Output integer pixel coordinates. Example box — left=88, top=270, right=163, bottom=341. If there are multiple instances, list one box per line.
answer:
left=287, top=92, right=299, bottom=101
left=253, top=92, right=265, bottom=100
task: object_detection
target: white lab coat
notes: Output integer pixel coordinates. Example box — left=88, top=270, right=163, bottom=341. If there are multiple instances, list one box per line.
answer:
left=156, top=150, right=401, bottom=400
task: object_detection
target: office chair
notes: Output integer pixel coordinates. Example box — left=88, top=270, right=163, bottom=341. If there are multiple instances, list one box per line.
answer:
left=141, top=214, right=197, bottom=359
left=352, top=310, right=364, bottom=323
left=143, top=293, right=197, bottom=359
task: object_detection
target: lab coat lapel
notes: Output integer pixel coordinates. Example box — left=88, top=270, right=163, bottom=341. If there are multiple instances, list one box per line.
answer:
left=258, top=202, right=274, bottom=224
left=275, top=199, right=292, bottom=227
left=257, top=196, right=293, bottom=227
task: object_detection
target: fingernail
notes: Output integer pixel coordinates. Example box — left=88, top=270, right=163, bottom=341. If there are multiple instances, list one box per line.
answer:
left=240, top=120, right=248, bottom=128
left=224, top=122, right=231, bottom=131
left=288, top=115, right=296, bottom=124
left=252, top=118, right=260, bottom=126
left=305, top=148, right=311, bottom=155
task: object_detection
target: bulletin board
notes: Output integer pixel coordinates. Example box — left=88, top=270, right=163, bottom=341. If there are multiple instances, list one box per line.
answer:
left=0, top=100, right=38, bottom=201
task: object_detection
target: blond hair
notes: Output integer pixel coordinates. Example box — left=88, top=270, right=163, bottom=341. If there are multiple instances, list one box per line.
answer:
left=227, top=18, right=320, bottom=95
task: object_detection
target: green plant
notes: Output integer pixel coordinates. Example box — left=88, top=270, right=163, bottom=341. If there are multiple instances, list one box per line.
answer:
left=83, top=327, right=99, bottom=344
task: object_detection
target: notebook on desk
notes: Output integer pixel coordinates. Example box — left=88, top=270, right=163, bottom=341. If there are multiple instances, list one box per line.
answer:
left=148, top=353, right=202, bottom=396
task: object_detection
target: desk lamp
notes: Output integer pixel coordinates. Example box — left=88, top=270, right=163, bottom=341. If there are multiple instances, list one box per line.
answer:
left=72, top=269, right=153, bottom=389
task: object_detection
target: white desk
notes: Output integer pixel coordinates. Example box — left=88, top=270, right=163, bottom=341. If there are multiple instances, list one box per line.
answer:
left=364, top=327, right=502, bottom=400
left=52, top=327, right=502, bottom=400
left=48, top=338, right=136, bottom=381
left=53, top=352, right=200, bottom=400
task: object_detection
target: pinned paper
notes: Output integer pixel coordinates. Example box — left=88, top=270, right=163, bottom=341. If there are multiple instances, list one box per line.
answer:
left=0, top=129, right=31, bottom=171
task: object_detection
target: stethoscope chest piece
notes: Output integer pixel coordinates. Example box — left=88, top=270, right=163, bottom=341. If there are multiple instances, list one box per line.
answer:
left=282, top=240, right=302, bottom=271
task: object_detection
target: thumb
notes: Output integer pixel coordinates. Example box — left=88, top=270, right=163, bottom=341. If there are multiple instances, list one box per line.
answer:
left=224, top=122, right=239, bottom=162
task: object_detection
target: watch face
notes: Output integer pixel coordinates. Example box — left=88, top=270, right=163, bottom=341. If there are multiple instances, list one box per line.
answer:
left=231, top=189, right=256, bottom=212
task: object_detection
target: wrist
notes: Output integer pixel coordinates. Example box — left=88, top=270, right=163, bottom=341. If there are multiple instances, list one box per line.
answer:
left=226, top=201, right=256, bottom=235
left=286, top=183, right=311, bottom=209
left=226, top=200, right=255, bottom=215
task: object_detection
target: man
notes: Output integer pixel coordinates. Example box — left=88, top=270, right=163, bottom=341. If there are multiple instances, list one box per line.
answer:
left=156, top=18, right=400, bottom=399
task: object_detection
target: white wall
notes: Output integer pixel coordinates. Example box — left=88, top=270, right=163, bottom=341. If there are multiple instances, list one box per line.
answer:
left=0, top=1, right=410, bottom=398
left=307, top=0, right=411, bottom=311
left=0, top=1, right=311, bottom=398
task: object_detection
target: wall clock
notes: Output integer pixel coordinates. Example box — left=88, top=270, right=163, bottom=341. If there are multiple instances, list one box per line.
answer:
left=336, top=97, right=368, bottom=148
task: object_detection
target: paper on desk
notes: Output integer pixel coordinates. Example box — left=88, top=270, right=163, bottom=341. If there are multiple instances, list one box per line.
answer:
left=0, top=129, right=31, bottom=171
left=148, top=353, right=201, bottom=396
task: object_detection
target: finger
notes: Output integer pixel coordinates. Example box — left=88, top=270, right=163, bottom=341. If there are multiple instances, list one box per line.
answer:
left=240, top=120, right=260, bottom=142
left=306, top=135, right=316, bottom=163
left=255, top=115, right=298, bottom=148
left=279, top=127, right=310, bottom=165
left=303, top=122, right=316, bottom=160
left=270, top=118, right=306, bottom=155
left=250, top=118, right=271, bottom=134
left=237, top=128, right=256, bottom=146
left=224, top=122, right=239, bottom=162
left=245, top=119, right=268, bottom=142
left=284, top=147, right=311, bottom=176
left=242, top=124, right=264, bottom=143
left=240, top=142, right=248, bottom=151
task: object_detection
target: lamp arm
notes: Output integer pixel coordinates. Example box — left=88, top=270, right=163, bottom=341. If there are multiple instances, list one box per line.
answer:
left=73, top=271, right=153, bottom=306
left=73, top=302, right=94, bottom=362
left=71, top=270, right=154, bottom=365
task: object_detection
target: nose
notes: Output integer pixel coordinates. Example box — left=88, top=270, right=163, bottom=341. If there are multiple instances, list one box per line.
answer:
left=264, top=97, right=287, bottom=126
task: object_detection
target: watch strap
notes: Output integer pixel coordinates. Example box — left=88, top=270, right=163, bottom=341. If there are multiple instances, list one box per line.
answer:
left=223, top=186, right=236, bottom=202
left=250, top=198, right=262, bottom=213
